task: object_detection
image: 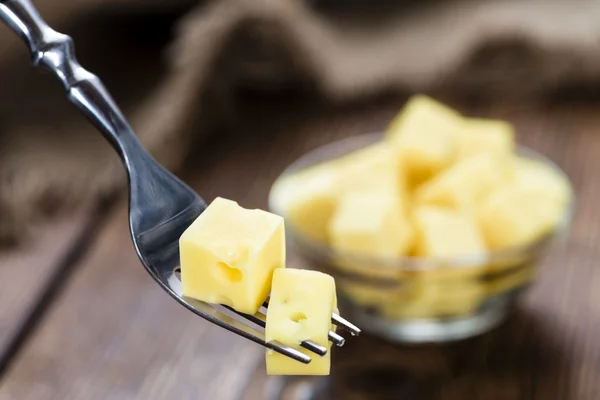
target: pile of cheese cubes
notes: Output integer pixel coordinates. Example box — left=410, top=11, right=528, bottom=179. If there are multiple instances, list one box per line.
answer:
left=271, top=95, right=571, bottom=319
left=272, top=95, right=571, bottom=260
left=179, top=197, right=338, bottom=376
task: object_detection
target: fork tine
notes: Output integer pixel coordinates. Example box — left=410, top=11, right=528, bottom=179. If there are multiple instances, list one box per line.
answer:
left=301, top=340, right=328, bottom=356
left=328, top=331, right=345, bottom=347
left=267, top=341, right=311, bottom=364
left=225, top=306, right=329, bottom=356
left=332, top=313, right=361, bottom=336
left=260, top=304, right=341, bottom=352
left=223, top=305, right=266, bottom=328
left=208, top=304, right=310, bottom=363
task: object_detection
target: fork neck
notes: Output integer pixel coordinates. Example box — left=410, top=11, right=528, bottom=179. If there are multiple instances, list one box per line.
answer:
left=68, top=77, right=145, bottom=171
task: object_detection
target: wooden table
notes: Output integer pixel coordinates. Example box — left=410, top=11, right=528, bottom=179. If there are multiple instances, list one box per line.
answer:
left=0, top=94, right=599, bottom=399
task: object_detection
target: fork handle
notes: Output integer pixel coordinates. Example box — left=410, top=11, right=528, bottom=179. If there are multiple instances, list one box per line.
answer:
left=0, top=0, right=140, bottom=163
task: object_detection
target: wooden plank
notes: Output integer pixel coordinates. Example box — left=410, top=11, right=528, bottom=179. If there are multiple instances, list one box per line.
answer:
left=0, top=214, right=94, bottom=369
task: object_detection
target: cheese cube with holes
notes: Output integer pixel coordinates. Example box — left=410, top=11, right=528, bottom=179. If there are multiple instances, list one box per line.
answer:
left=414, top=206, right=486, bottom=258
left=329, top=192, right=414, bottom=259
left=179, top=197, right=285, bottom=314
left=386, top=95, right=463, bottom=186
left=415, top=153, right=511, bottom=210
left=457, top=118, right=515, bottom=159
left=265, top=269, right=337, bottom=375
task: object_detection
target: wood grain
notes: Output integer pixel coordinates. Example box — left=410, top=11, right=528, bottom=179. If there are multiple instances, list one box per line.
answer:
left=3, top=96, right=600, bottom=399
left=0, top=215, right=93, bottom=368
left=0, top=205, right=262, bottom=400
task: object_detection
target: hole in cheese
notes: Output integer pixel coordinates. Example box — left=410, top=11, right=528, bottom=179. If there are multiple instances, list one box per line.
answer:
left=215, top=262, right=243, bottom=283
left=289, top=312, right=308, bottom=323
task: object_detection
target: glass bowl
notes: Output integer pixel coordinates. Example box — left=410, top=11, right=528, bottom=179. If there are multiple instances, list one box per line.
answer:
left=268, top=132, right=574, bottom=343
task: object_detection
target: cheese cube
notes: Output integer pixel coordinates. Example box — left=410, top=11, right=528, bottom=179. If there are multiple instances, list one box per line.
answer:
left=329, top=192, right=414, bottom=258
left=415, top=153, right=510, bottom=210
left=381, top=280, right=485, bottom=319
left=386, top=95, right=463, bottom=185
left=477, top=157, right=570, bottom=250
left=414, top=206, right=486, bottom=258
left=270, top=165, right=338, bottom=243
left=513, top=157, right=570, bottom=206
left=340, top=281, right=411, bottom=308
left=270, top=142, right=409, bottom=245
left=265, top=269, right=337, bottom=375
left=457, top=118, right=515, bottom=159
left=478, top=182, right=566, bottom=250
left=180, top=197, right=285, bottom=314
left=334, top=142, right=406, bottom=193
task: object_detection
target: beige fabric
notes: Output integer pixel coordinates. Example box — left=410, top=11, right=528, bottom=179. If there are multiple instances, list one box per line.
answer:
left=1, top=0, right=599, bottom=244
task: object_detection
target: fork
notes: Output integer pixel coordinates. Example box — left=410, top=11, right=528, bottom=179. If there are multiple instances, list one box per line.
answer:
left=0, top=0, right=360, bottom=364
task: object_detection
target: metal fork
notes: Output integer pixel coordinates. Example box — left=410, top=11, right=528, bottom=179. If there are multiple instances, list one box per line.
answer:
left=0, top=0, right=360, bottom=364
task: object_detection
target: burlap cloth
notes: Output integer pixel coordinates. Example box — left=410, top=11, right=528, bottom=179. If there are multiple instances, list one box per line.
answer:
left=1, top=0, right=599, bottom=245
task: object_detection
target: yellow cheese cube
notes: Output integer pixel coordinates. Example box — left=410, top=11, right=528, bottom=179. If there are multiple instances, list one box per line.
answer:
left=381, top=280, right=485, bottom=319
left=478, top=182, right=566, bottom=250
left=416, top=280, right=485, bottom=317
left=386, top=95, right=463, bottom=185
left=414, top=206, right=486, bottom=258
left=415, top=153, right=511, bottom=210
left=270, top=165, right=338, bottom=243
left=512, top=157, right=570, bottom=206
left=477, top=156, right=570, bottom=250
left=180, top=197, right=285, bottom=314
left=334, top=142, right=407, bottom=197
left=457, top=118, right=515, bottom=159
left=265, top=269, right=337, bottom=375
left=329, top=192, right=415, bottom=259
left=339, top=281, right=411, bottom=308
left=271, top=142, right=409, bottom=244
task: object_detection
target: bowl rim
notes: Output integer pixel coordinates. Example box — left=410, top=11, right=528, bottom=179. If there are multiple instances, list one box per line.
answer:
left=268, top=132, right=576, bottom=271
